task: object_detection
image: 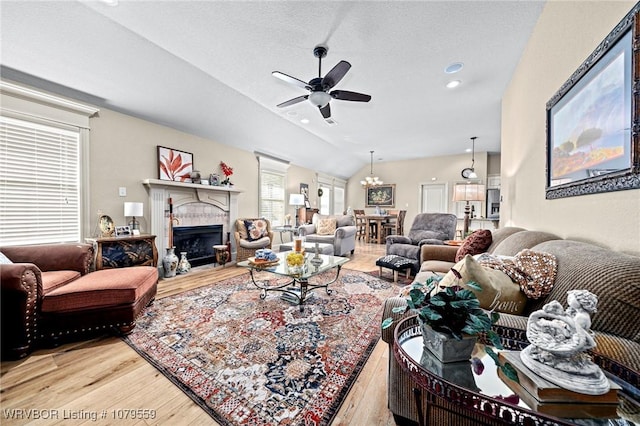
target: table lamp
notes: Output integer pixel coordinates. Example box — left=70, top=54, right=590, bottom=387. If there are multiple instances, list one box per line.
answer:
left=124, top=202, right=144, bottom=231
left=289, top=194, right=305, bottom=226
left=453, top=183, right=485, bottom=237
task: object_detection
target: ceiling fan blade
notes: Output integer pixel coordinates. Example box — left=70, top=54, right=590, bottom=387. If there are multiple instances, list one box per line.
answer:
left=330, top=90, right=371, bottom=102
left=276, top=95, right=308, bottom=108
left=322, top=60, right=351, bottom=89
left=272, top=71, right=311, bottom=91
left=319, top=103, right=331, bottom=119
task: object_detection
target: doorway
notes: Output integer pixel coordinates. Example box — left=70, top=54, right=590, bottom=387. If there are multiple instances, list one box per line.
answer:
left=420, top=183, right=448, bottom=213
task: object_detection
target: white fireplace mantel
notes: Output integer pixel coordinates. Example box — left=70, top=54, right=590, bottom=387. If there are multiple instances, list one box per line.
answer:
left=142, top=179, right=241, bottom=262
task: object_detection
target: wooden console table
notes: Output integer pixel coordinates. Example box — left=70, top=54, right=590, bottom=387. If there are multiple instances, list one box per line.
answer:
left=87, top=234, right=158, bottom=270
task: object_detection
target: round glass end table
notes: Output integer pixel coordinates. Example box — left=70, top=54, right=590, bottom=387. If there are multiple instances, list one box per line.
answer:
left=392, top=316, right=639, bottom=426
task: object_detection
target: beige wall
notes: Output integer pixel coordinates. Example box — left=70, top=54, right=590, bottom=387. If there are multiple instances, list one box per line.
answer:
left=502, top=0, right=640, bottom=255
left=89, top=109, right=260, bottom=233
left=345, top=151, right=490, bottom=232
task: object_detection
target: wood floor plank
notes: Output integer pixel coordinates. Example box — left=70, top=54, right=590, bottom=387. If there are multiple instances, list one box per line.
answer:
left=1, top=241, right=397, bottom=425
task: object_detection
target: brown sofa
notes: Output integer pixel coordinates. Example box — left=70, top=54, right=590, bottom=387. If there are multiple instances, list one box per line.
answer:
left=1, top=243, right=158, bottom=359
left=381, top=227, right=640, bottom=424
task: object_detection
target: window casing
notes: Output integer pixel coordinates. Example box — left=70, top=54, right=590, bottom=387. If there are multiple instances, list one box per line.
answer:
left=0, top=81, right=98, bottom=246
left=257, top=154, right=289, bottom=226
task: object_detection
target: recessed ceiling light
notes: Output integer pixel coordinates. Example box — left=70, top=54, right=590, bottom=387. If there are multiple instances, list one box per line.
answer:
left=286, top=111, right=298, bottom=116
left=466, top=148, right=472, bottom=153
left=446, top=80, right=461, bottom=89
left=100, top=0, right=119, bottom=6
left=445, top=62, right=464, bottom=74
left=300, top=118, right=309, bottom=124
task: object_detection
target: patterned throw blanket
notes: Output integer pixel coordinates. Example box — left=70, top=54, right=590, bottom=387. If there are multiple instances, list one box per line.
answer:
left=476, top=249, right=558, bottom=299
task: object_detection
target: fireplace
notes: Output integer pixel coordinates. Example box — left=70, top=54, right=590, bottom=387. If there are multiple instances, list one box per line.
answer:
left=173, top=225, right=223, bottom=267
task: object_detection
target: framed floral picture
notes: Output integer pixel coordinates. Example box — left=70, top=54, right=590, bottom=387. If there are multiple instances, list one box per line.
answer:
left=158, top=146, right=193, bottom=182
left=366, top=184, right=395, bottom=208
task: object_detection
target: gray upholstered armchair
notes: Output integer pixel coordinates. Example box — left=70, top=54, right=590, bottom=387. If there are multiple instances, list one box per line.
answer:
left=385, top=213, right=457, bottom=265
left=298, top=213, right=357, bottom=256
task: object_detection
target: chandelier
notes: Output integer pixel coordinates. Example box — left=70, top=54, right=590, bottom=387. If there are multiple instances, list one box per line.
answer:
left=360, top=150, right=383, bottom=187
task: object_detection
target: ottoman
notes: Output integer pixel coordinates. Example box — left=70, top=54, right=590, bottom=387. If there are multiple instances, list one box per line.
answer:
left=376, top=255, right=417, bottom=283
left=279, top=241, right=334, bottom=255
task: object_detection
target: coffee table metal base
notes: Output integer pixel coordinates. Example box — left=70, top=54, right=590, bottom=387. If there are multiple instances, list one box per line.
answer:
left=247, top=265, right=342, bottom=311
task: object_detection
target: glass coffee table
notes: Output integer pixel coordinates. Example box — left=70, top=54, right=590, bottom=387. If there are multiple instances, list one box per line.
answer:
left=237, top=251, right=349, bottom=311
left=393, top=316, right=640, bottom=426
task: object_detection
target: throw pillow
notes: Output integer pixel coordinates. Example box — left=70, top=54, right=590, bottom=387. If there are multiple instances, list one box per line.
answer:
left=0, top=251, right=13, bottom=264
left=244, top=219, right=268, bottom=241
left=438, top=254, right=527, bottom=315
left=455, top=229, right=493, bottom=262
left=317, top=218, right=337, bottom=235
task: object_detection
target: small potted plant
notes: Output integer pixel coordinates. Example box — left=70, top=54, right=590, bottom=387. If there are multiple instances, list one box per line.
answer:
left=383, top=270, right=503, bottom=363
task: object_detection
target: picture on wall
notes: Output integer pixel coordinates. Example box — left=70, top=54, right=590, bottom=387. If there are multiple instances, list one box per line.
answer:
left=299, top=183, right=309, bottom=201
left=158, top=146, right=193, bottom=182
left=366, top=184, right=395, bottom=208
left=545, top=3, right=640, bottom=199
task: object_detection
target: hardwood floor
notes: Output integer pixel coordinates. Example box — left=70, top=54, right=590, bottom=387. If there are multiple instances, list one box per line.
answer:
left=1, top=241, right=398, bottom=426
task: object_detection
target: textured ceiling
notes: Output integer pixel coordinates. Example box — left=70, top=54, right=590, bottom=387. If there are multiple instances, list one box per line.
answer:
left=0, top=0, right=546, bottom=179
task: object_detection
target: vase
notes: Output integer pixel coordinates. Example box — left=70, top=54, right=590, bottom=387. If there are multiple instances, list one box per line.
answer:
left=176, top=251, right=191, bottom=274
left=162, top=247, right=179, bottom=278
left=190, top=170, right=201, bottom=184
left=419, top=318, right=477, bottom=363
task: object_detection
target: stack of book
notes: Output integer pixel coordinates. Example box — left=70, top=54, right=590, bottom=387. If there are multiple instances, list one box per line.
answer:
left=498, top=351, right=620, bottom=419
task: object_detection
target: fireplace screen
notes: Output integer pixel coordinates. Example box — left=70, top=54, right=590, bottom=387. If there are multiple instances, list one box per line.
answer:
left=173, top=225, right=223, bottom=267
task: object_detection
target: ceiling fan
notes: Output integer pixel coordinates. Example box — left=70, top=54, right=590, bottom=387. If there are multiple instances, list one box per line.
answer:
left=272, top=45, right=371, bottom=121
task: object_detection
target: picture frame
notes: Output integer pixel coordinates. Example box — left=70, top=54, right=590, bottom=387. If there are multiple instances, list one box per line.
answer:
left=115, top=225, right=131, bottom=237
left=545, top=3, right=640, bottom=199
left=366, top=184, right=395, bottom=208
left=158, top=146, right=193, bottom=182
left=299, top=183, right=309, bottom=201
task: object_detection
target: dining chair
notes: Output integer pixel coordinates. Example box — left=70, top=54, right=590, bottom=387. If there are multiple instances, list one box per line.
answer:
left=354, top=209, right=366, bottom=240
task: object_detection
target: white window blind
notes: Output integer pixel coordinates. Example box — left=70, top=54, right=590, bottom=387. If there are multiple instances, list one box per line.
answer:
left=0, top=116, right=81, bottom=245
left=260, top=170, right=285, bottom=226
left=257, top=153, right=289, bottom=227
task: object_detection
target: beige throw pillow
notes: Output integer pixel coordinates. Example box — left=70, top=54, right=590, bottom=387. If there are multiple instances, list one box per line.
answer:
left=438, top=254, right=527, bottom=315
left=317, top=218, right=337, bottom=235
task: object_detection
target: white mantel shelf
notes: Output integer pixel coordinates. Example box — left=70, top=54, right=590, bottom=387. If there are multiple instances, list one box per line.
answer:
left=142, top=178, right=242, bottom=193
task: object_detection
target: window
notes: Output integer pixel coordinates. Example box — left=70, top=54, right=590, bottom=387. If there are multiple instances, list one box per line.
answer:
left=257, top=154, right=289, bottom=226
left=0, top=117, right=80, bottom=244
left=318, top=174, right=346, bottom=215
left=0, top=81, right=98, bottom=246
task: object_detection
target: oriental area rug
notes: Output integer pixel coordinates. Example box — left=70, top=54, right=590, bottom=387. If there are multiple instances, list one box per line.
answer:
left=124, top=270, right=399, bottom=425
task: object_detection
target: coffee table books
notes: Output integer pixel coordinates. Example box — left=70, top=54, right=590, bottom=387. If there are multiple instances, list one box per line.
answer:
left=498, top=351, right=621, bottom=418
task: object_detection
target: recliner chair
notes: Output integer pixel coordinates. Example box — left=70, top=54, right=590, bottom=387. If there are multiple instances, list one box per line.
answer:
left=385, top=213, right=457, bottom=266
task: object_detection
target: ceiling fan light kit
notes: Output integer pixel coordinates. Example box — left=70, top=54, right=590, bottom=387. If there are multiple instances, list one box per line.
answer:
left=273, top=44, right=371, bottom=122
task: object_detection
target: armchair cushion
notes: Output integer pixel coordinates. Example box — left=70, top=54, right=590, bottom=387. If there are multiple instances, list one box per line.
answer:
left=317, top=218, right=337, bottom=235
left=238, top=236, right=271, bottom=249
left=244, top=219, right=269, bottom=241
left=42, top=270, right=82, bottom=293
left=409, top=230, right=447, bottom=244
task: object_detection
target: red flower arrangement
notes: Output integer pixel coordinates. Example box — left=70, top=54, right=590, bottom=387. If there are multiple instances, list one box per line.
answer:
left=220, top=161, right=233, bottom=185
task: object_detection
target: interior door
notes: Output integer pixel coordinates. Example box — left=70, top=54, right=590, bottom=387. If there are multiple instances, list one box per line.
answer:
left=421, top=183, right=448, bottom=213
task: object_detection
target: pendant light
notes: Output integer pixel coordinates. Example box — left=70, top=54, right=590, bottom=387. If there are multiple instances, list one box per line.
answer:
left=461, top=136, right=478, bottom=179
left=360, top=150, right=383, bottom=187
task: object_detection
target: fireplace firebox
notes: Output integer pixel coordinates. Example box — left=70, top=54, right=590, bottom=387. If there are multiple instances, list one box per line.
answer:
left=173, top=225, right=223, bottom=267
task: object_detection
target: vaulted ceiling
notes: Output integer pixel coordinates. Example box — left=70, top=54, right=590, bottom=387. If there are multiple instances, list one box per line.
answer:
left=0, top=1, right=546, bottom=179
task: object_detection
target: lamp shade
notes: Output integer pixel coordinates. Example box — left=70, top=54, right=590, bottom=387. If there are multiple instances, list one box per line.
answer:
left=289, top=194, right=305, bottom=206
left=453, top=184, right=486, bottom=202
left=124, top=202, right=144, bottom=217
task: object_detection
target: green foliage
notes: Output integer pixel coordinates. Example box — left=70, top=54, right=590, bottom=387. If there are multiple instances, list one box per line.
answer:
left=382, top=271, right=503, bottom=350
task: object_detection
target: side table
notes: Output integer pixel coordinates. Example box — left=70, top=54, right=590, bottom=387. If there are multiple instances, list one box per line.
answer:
left=87, top=235, right=158, bottom=270
left=272, top=226, right=299, bottom=243
left=392, top=316, right=637, bottom=426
